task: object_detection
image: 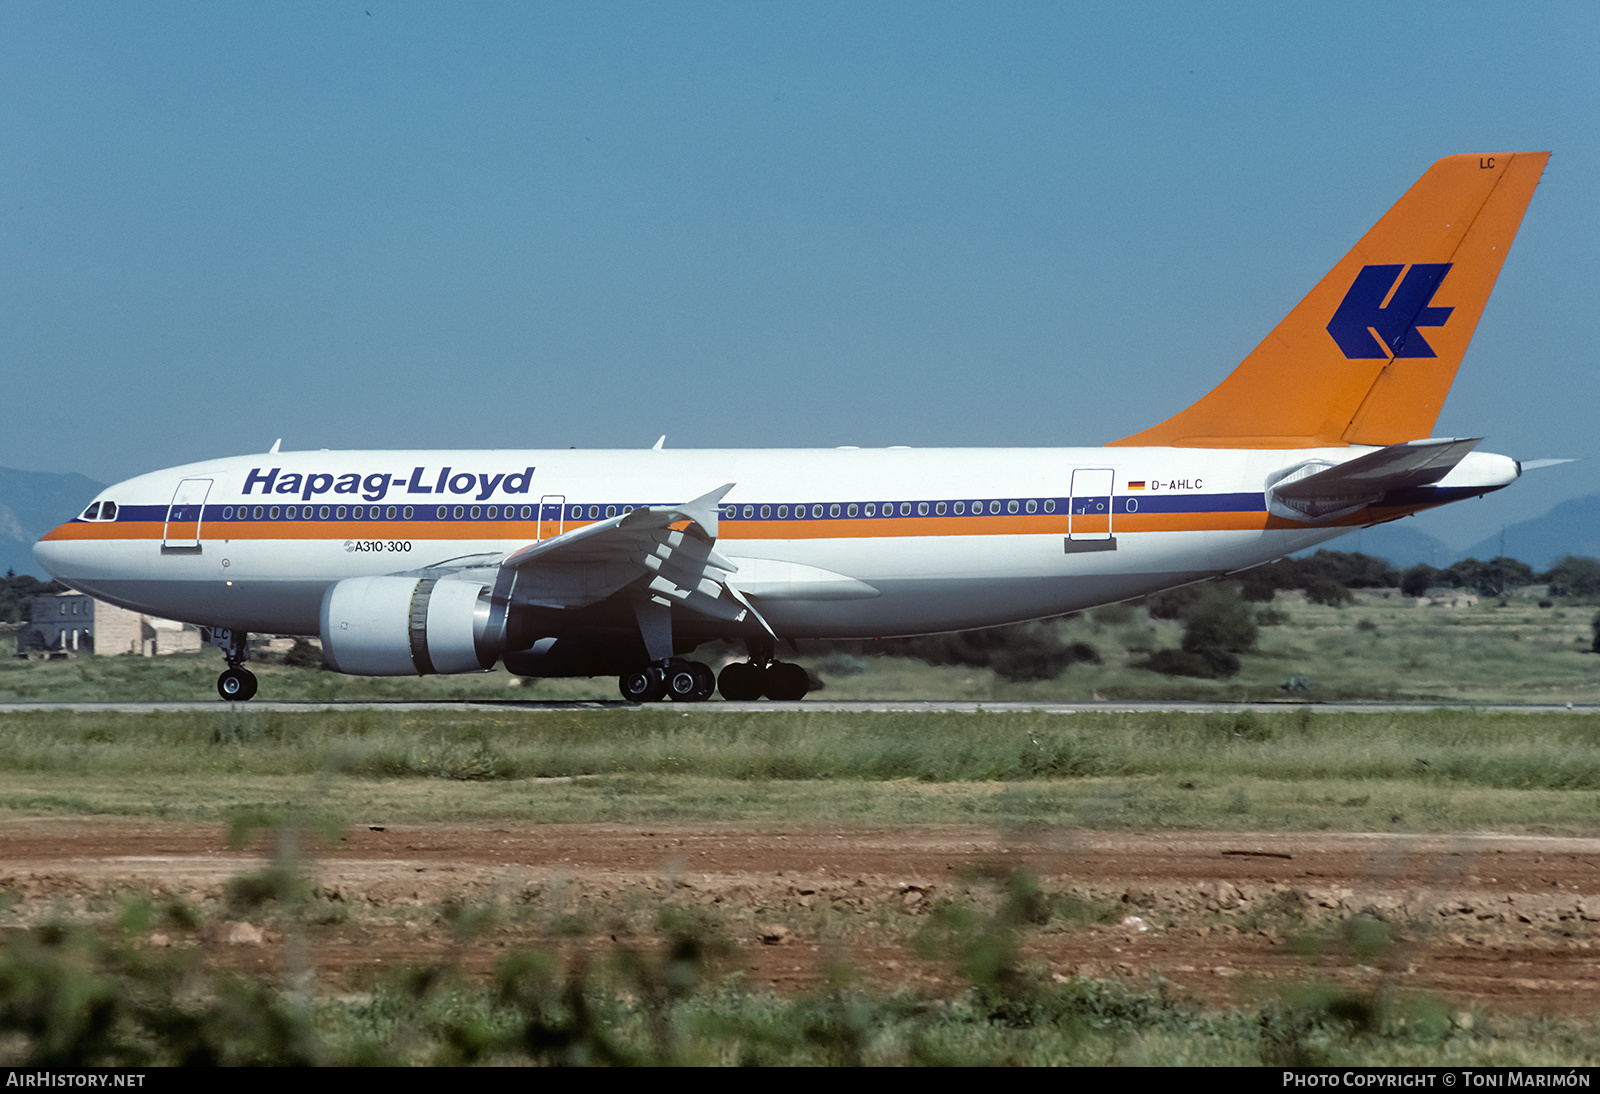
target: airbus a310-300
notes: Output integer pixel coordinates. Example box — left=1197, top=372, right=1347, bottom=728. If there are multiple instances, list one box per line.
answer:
left=35, top=152, right=1553, bottom=702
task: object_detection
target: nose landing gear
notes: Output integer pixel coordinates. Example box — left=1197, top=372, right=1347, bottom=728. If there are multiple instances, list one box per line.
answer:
left=209, top=628, right=258, bottom=702
left=218, top=666, right=258, bottom=702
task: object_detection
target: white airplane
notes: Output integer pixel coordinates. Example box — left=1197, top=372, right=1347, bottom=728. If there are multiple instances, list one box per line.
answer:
left=36, top=152, right=1551, bottom=703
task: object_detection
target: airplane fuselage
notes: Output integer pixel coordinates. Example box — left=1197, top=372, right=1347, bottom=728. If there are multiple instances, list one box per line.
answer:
left=36, top=444, right=1516, bottom=640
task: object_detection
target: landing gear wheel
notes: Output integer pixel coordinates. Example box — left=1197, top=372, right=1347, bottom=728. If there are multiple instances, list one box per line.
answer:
left=717, top=662, right=764, bottom=701
left=665, top=660, right=711, bottom=702
left=218, top=667, right=258, bottom=702
left=763, top=662, right=810, bottom=701
left=689, top=661, right=716, bottom=702
left=619, top=667, right=667, bottom=703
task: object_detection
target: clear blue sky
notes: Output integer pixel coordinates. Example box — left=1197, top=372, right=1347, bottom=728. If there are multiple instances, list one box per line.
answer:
left=4, top=2, right=1597, bottom=549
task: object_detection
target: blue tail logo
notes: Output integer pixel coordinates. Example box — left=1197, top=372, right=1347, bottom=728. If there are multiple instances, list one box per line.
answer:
left=1326, top=263, right=1454, bottom=359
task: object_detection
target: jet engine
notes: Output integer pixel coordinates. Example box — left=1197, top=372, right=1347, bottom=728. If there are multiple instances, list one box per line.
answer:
left=319, top=576, right=499, bottom=675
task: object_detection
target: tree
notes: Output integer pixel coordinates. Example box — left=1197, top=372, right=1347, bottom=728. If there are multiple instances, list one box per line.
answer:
left=1179, top=584, right=1258, bottom=655
left=844, top=621, right=1096, bottom=682
left=1400, top=564, right=1449, bottom=598
left=0, top=573, right=68, bottom=625
left=1448, top=556, right=1534, bottom=598
left=1236, top=550, right=1398, bottom=602
left=1138, top=581, right=1257, bottom=678
left=1542, top=556, right=1600, bottom=599
left=1305, top=576, right=1354, bottom=607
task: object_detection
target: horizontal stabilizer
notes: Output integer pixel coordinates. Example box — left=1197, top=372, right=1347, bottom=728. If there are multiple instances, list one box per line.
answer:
left=1267, top=437, right=1481, bottom=522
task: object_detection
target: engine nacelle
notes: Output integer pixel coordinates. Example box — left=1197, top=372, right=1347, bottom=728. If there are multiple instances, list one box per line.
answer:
left=320, top=576, right=497, bottom=676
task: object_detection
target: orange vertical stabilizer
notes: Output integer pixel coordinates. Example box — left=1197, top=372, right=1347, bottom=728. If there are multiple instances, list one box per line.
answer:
left=1109, top=152, right=1549, bottom=449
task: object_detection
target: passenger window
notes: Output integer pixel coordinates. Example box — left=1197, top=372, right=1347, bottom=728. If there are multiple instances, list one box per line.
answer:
left=437, top=507, right=448, bottom=519
left=269, top=506, right=280, bottom=520
left=778, top=505, right=788, bottom=518
left=1044, top=499, right=1056, bottom=514
left=487, top=506, right=498, bottom=519
left=989, top=501, right=1001, bottom=514
left=1007, top=500, right=1019, bottom=514
left=899, top=502, right=911, bottom=516
left=743, top=505, right=754, bottom=518
left=286, top=505, right=298, bottom=519
left=936, top=502, right=946, bottom=515
left=1025, top=499, right=1037, bottom=514
left=468, top=506, right=479, bottom=519
left=453, top=506, right=465, bottom=520
left=760, top=505, right=771, bottom=519
left=847, top=504, right=858, bottom=517
left=864, top=503, right=875, bottom=517
left=605, top=505, right=615, bottom=518
left=336, top=506, right=348, bottom=519
left=812, top=504, right=823, bottom=518
left=318, top=506, right=329, bottom=519
left=953, top=501, right=964, bottom=515
left=403, top=506, right=414, bottom=519
left=520, top=506, right=531, bottom=519
left=829, top=504, right=840, bottom=517
left=222, top=507, right=233, bottom=520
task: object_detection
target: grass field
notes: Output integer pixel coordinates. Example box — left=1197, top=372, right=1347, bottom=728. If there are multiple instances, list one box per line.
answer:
left=1, top=706, right=1599, bottom=833
left=2, top=706, right=1600, bottom=1063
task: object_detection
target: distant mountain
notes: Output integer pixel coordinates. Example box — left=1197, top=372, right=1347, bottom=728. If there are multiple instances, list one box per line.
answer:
left=1461, top=494, right=1600, bottom=570
left=0, top=467, right=105, bottom=578
left=1321, top=522, right=1455, bottom=570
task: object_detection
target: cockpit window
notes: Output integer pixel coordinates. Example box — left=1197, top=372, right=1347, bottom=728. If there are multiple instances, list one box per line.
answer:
left=82, top=503, right=101, bottom=520
left=80, top=501, right=117, bottom=522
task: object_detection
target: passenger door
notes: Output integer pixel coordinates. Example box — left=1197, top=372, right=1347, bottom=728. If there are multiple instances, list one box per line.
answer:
left=538, top=494, right=565, bottom=541
left=162, top=478, right=212, bottom=551
left=1066, top=468, right=1116, bottom=553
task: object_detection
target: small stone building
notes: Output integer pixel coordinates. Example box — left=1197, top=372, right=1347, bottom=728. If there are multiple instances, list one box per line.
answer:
left=15, top=593, right=202, bottom=657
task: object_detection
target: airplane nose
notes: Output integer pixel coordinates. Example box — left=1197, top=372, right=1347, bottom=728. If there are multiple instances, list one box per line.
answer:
left=32, top=531, right=73, bottom=581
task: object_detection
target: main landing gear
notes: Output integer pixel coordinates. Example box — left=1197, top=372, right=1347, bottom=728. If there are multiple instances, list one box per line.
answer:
left=616, top=657, right=809, bottom=702
left=619, top=659, right=716, bottom=703
left=715, top=660, right=809, bottom=701
left=213, top=629, right=258, bottom=702
left=616, top=654, right=811, bottom=703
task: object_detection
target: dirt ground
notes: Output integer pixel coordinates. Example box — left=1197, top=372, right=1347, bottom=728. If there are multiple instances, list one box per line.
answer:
left=4, top=817, right=1600, bottom=1015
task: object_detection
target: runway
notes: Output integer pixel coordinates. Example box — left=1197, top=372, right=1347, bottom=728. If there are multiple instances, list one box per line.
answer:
left=2, top=699, right=1598, bottom=714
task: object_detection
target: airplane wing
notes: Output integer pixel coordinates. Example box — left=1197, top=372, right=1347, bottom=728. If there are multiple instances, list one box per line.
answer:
left=495, top=484, right=770, bottom=631
left=1266, top=437, right=1482, bottom=522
